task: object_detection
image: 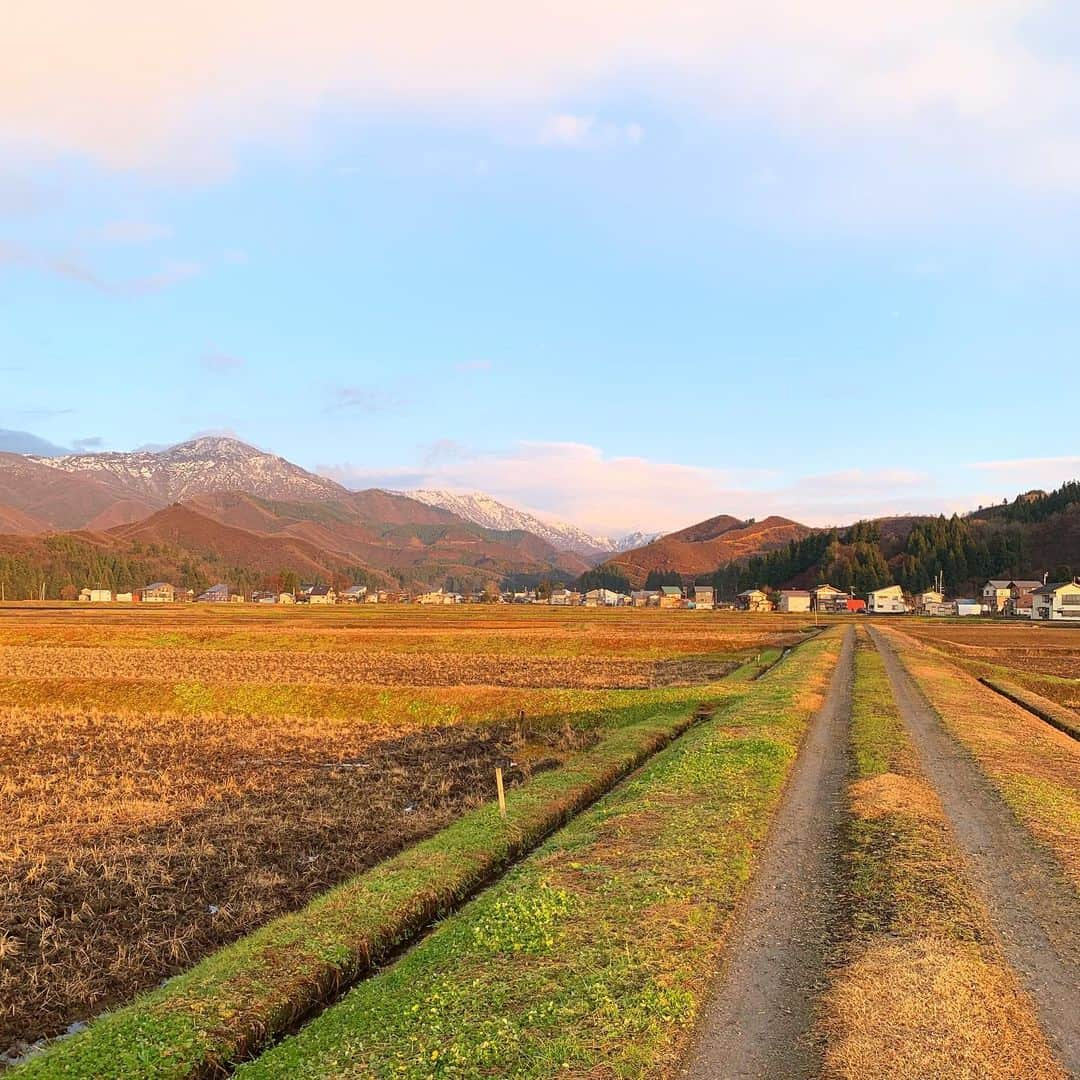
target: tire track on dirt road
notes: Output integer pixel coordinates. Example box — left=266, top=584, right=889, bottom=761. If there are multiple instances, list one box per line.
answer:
left=679, top=626, right=854, bottom=1080
left=869, top=626, right=1080, bottom=1076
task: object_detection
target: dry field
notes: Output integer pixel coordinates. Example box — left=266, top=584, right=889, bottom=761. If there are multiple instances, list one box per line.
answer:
left=0, top=603, right=805, bottom=1055
left=903, top=620, right=1080, bottom=713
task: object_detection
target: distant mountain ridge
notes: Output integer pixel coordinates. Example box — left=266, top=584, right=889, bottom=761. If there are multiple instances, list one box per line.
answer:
left=405, top=489, right=660, bottom=556
left=32, top=436, right=346, bottom=503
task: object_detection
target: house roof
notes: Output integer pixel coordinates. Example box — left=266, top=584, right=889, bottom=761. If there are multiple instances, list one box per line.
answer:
left=660, top=586, right=682, bottom=596
left=309, top=584, right=334, bottom=596
left=143, top=581, right=171, bottom=591
left=1034, top=581, right=1080, bottom=596
left=1009, top=580, right=1044, bottom=589
left=811, top=584, right=845, bottom=595
left=985, top=579, right=1013, bottom=588
left=780, top=590, right=811, bottom=597
left=737, top=588, right=766, bottom=597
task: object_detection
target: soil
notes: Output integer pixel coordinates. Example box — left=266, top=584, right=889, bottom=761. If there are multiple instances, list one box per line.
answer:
left=679, top=627, right=854, bottom=1079
left=1, top=722, right=583, bottom=1055
left=869, top=626, right=1080, bottom=1076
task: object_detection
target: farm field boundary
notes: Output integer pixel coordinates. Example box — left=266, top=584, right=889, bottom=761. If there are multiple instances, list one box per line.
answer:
left=817, top=631, right=1063, bottom=1078
left=226, top=630, right=844, bottom=1078
left=11, top=669, right=760, bottom=1079
left=978, top=677, right=1080, bottom=741
left=869, top=627, right=1080, bottom=1072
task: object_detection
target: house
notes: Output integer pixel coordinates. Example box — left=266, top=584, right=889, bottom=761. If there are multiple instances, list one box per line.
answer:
left=1031, top=580, right=1080, bottom=621
left=307, top=585, right=336, bottom=605
left=140, top=582, right=175, bottom=603
left=278, top=592, right=296, bottom=604
left=810, top=584, right=847, bottom=612
left=915, top=589, right=944, bottom=614
left=196, top=583, right=231, bottom=603
left=778, top=589, right=811, bottom=614
left=1009, top=593, right=1034, bottom=619
left=630, top=589, right=659, bottom=607
left=584, top=588, right=622, bottom=607
left=417, top=588, right=454, bottom=605
left=79, top=588, right=112, bottom=602
left=251, top=591, right=278, bottom=604
left=115, top=591, right=134, bottom=603
left=954, top=599, right=982, bottom=616
left=1005, top=580, right=1044, bottom=616
left=658, top=585, right=683, bottom=609
left=549, top=588, right=580, bottom=606
left=340, top=584, right=367, bottom=603
left=867, top=584, right=907, bottom=614
left=174, top=587, right=195, bottom=603
left=981, top=579, right=1013, bottom=613
left=735, top=588, right=772, bottom=612
left=693, top=585, right=715, bottom=610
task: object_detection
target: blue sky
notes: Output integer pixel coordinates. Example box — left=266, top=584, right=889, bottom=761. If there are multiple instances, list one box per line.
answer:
left=3, top=3, right=1080, bottom=534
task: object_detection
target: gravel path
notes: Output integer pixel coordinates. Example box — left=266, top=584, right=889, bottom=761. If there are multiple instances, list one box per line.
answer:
left=679, top=626, right=854, bottom=1080
left=870, top=625, right=1080, bottom=1076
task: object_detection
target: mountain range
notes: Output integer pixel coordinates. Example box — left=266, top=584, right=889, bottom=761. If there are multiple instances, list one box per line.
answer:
left=0, top=438, right=605, bottom=595
left=404, top=489, right=661, bottom=556
left=0, top=435, right=1075, bottom=599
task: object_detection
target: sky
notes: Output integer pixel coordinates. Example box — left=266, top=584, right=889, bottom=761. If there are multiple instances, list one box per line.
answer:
left=2, top=2, right=1080, bottom=536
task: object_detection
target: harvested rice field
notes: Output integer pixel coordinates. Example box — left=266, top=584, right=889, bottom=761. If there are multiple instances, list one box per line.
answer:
left=0, top=604, right=806, bottom=1057
left=7, top=608, right=1078, bottom=1079
left=903, top=619, right=1080, bottom=713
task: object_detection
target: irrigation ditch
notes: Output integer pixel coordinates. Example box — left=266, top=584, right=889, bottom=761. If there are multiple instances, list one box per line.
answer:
left=10, top=634, right=832, bottom=1080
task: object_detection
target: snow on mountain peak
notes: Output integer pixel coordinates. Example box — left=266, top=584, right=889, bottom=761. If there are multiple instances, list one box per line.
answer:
left=404, top=489, right=659, bottom=555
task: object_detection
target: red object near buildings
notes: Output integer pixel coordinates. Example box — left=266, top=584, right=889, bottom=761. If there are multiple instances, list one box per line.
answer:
left=845, top=598, right=866, bottom=612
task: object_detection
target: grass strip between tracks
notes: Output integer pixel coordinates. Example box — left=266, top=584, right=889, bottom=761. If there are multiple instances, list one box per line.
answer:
left=817, top=631, right=1064, bottom=1080
left=232, top=631, right=844, bottom=1079
left=13, top=677, right=763, bottom=1080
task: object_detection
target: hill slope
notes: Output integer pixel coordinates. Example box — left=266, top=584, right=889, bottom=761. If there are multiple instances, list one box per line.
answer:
left=0, top=453, right=161, bottom=530
left=603, top=515, right=815, bottom=587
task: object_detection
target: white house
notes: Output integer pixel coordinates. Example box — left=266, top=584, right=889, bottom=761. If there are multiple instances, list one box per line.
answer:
left=954, top=599, right=981, bottom=616
left=584, top=588, right=622, bottom=607
left=810, top=584, right=847, bottom=612
left=1031, top=580, right=1080, bottom=621
left=778, top=590, right=811, bottom=613
left=867, top=584, right=907, bottom=614
left=693, top=585, right=715, bottom=610
left=79, top=588, right=112, bottom=602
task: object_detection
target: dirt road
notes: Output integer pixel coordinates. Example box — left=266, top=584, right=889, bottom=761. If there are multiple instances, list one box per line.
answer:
left=870, top=626, right=1080, bottom=1076
left=679, top=626, right=854, bottom=1079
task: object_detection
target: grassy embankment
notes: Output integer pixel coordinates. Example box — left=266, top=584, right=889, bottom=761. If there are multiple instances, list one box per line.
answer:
left=227, top=631, right=844, bottom=1078
left=816, top=632, right=1063, bottom=1078
left=977, top=677, right=1080, bottom=741
left=11, top=666, right=768, bottom=1079
left=881, top=628, right=1080, bottom=892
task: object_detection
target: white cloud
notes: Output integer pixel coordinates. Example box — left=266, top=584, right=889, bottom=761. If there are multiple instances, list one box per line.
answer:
left=320, top=441, right=950, bottom=533
left=4, top=2, right=1079, bottom=197
left=324, top=385, right=404, bottom=414
left=319, top=442, right=1080, bottom=535
left=538, top=114, right=644, bottom=148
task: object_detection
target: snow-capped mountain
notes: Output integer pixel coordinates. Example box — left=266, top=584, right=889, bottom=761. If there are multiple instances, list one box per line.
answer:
left=32, top=437, right=346, bottom=503
left=610, top=530, right=665, bottom=553
left=405, top=489, right=659, bottom=555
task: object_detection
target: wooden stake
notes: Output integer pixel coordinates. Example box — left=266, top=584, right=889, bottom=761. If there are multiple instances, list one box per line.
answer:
left=495, top=767, right=507, bottom=820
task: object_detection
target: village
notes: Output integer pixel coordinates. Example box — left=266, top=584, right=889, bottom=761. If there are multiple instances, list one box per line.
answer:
left=71, top=574, right=1080, bottom=620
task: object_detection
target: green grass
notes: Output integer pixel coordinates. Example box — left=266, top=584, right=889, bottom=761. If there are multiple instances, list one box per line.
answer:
left=843, top=635, right=984, bottom=940
left=12, top=679, right=755, bottom=1079
left=229, top=633, right=843, bottom=1078
left=979, top=677, right=1080, bottom=741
